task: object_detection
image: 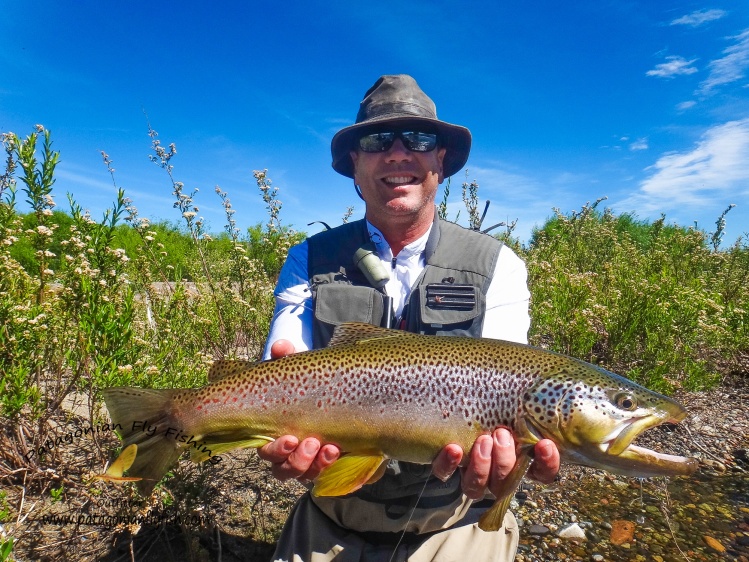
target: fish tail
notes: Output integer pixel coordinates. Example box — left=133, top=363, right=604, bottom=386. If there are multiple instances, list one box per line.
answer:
left=102, top=387, right=183, bottom=495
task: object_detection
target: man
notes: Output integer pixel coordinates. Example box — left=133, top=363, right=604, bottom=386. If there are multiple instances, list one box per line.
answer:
left=259, top=75, right=560, bottom=561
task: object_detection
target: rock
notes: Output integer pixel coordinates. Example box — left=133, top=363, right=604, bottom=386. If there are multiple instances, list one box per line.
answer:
left=528, top=524, right=551, bottom=536
left=591, top=555, right=604, bottom=562
left=610, top=520, right=635, bottom=545
left=703, top=535, right=726, bottom=553
left=558, top=523, right=586, bottom=541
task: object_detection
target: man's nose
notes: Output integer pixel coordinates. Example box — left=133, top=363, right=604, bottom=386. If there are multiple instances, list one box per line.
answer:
left=385, top=138, right=412, bottom=162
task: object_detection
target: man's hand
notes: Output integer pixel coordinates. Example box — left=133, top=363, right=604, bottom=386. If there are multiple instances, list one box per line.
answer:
left=432, top=428, right=560, bottom=499
left=257, top=340, right=341, bottom=481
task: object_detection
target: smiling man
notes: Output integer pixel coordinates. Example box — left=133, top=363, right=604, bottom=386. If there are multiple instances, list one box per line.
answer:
left=259, top=75, right=560, bottom=562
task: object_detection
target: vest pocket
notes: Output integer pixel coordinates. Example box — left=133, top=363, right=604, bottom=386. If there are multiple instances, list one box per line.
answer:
left=313, top=284, right=386, bottom=347
left=418, top=284, right=481, bottom=328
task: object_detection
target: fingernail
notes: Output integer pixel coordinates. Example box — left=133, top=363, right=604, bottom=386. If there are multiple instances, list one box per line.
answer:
left=302, top=440, right=319, bottom=455
left=479, top=436, right=492, bottom=458
left=496, top=429, right=512, bottom=448
left=321, top=447, right=338, bottom=464
left=538, top=441, right=553, bottom=460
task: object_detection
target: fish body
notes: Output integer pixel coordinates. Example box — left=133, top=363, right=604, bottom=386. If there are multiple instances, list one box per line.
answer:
left=102, top=323, right=698, bottom=530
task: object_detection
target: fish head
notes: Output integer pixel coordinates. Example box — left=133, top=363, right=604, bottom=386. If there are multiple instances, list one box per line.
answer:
left=520, top=362, right=699, bottom=478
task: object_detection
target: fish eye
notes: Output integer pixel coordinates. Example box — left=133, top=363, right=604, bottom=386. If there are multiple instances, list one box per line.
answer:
left=614, top=393, right=637, bottom=411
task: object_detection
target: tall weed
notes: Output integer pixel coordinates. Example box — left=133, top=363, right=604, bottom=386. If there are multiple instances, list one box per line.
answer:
left=525, top=200, right=747, bottom=391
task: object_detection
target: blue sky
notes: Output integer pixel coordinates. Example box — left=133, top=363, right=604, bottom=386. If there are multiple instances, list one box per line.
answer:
left=2, top=1, right=748, bottom=246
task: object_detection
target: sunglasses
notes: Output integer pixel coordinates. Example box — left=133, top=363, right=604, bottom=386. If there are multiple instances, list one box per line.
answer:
left=358, top=131, right=439, bottom=153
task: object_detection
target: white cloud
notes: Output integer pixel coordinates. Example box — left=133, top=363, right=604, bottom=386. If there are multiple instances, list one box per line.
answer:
left=699, top=29, right=749, bottom=94
left=623, top=119, right=749, bottom=211
left=676, top=100, right=697, bottom=111
left=629, top=138, right=648, bottom=151
left=670, top=9, right=727, bottom=27
left=646, top=56, right=699, bottom=78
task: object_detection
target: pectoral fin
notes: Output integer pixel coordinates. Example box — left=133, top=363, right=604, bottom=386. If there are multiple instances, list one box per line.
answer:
left=312, top=453, right=387, bottom=497
left=478, top=450, right=533, bottom=532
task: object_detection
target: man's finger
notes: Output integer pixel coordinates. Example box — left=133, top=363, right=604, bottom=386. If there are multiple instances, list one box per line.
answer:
left=300, top=443, right=341, bottom=482
left=277, top=437, right=321, bottom=479
left=257, top=436, right=320, bottom=481
left=257, top=435, right=298, bottom=464
left=432, top=443, right=463, bottom=482
left=270, top=339, right=296, bottom=359
left=528, top=439, right=560, bottom=484
left=488, top=427, right=516, bottom=495
left=461, top=434, right=493, bottom=499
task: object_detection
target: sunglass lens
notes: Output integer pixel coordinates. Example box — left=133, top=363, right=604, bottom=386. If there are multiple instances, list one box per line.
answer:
left=359, top=133, right=395, bottom=152
left=402, top=132, right=437, bottom=152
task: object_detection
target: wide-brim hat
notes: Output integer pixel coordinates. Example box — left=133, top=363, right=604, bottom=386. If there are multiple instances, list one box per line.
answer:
left=331, top=75, right=471, bottom=179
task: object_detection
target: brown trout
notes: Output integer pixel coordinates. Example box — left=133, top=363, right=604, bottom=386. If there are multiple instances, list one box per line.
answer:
left=102, top=322, right=698, bottom=531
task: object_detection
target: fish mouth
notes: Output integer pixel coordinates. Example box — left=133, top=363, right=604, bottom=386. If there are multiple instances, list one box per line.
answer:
left=603, top=409, right=687, bottom=456
left=594, top=415, right=698, bottom=477
left=526, top=412, right=698, bottom=478
left=603, top=415, right=659, bottom=456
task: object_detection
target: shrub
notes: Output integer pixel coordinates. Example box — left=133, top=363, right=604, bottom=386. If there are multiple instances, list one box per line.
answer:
left=525, top=200, right=747, bottom=391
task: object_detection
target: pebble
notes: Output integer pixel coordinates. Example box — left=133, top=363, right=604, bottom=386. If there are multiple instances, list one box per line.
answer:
left=557, top=523, right=586, bottom=541
left=529, top=524, right=551, bottom=536
left=591, top=555, right=604, bottom=562
left=703, top=535, right=726, bottom=553
left=610, top=520, right=636, bottom=545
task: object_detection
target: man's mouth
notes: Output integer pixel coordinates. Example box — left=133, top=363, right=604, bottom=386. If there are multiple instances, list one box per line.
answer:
left=383, top=175, right=418, bottom=185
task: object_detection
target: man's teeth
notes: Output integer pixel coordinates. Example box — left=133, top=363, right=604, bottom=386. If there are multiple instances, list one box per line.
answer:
left=385, top=176, right=415, bottom=184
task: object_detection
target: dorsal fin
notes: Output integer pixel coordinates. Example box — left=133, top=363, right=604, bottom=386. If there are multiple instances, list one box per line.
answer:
left=327, top=322, right=417, bottom=347
left=207, top=359, right=256, bottom=383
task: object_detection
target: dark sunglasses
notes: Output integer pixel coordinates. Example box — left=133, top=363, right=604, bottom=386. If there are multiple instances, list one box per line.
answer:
left=358, top=131, right=439, bottom=153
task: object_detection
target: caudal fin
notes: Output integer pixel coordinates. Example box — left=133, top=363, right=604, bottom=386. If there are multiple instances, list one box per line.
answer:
left=102, top=387, right=183, bottom=495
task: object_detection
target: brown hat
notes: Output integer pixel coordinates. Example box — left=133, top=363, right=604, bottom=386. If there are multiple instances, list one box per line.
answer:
left=331, top=75, right=472, bottom=179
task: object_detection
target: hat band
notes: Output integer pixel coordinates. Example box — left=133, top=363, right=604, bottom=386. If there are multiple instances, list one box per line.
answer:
left=360, top=102, right=437, bottom=122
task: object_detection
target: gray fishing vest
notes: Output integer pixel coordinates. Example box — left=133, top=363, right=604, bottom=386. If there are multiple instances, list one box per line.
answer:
left=305, top=214, right=504, bottom=526
left=308, top=215, right=502, bottom=347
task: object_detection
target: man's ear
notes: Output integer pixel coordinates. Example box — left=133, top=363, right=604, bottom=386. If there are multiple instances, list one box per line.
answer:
left=350, top=150, right=359, bottom=182
left=437, top=147, right=447, bottom=182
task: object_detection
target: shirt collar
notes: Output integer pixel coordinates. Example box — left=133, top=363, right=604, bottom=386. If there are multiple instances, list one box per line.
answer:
left=366, top=220, right=432, bottom=261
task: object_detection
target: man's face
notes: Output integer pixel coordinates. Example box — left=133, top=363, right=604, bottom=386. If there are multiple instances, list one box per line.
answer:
left=350, top=132, right=446, bottom=227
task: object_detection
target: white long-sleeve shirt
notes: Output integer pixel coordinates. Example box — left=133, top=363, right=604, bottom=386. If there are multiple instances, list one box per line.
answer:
left=262, top=221, right=530, bottom=359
